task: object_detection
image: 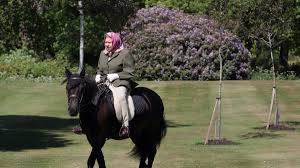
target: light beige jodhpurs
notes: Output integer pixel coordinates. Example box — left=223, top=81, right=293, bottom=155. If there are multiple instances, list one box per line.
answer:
left=108, top=85, right=130, bottom=127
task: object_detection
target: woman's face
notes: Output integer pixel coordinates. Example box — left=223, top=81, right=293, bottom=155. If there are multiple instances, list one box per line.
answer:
left=104, top=36, right=113, bottom=52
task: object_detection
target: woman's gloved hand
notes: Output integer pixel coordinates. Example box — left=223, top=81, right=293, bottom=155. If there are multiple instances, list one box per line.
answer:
left=95, top=74, right=101, bottom=83
left=107, top=73, right=119, bottom=82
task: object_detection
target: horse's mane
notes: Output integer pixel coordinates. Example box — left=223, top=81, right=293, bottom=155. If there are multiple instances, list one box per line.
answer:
left=83, top=76, right=97, bottom=86
left=62, top=74, right=95, bottom=88
left=83, top=76, right=112, bottom=100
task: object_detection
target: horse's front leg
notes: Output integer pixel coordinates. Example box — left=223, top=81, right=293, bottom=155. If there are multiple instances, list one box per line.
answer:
left=86, top=134, right=106, bottom=168
left=87, top=148, right=106, bottom=168
left=87, top=148, right=97, bottom=168
left=87, top=147, right=106, bottom=168
left=95, top=148, right=106, bottom=168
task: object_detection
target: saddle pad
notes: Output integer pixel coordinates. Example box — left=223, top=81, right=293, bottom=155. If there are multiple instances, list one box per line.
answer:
left=131, top=94, right=148, bottom=117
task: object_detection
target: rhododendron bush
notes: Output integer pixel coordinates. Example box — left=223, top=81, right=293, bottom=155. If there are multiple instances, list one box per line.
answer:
left=122, top=7, right=251, bottom=80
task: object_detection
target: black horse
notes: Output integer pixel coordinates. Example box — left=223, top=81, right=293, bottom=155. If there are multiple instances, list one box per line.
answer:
left=63, top=68, right=167, bottom=168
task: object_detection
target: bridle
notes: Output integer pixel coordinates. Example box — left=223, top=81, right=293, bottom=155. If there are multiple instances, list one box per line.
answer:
left=68, top=77, right=85, bottom=105
left=69, top=93, right=84, bottom=104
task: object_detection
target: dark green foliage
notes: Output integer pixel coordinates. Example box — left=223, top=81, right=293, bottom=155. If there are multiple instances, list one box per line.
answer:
left=0, top=0, right=58, bottom=56
left=0, top=0, right=144, bottom=62
left=293, top=0, right=300, bottom=56
left=207, top=0, right=299, bottom=73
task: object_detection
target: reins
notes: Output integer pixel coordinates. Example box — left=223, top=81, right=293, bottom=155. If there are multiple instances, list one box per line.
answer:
left=67, top=76, right=110, bottom=113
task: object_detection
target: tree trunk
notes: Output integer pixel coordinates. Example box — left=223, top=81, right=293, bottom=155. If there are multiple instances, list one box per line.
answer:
left=279, top=41, right=289, bottom=71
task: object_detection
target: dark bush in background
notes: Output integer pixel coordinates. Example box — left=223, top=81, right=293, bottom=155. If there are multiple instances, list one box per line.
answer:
left=122, top=7, right=251, bottom=80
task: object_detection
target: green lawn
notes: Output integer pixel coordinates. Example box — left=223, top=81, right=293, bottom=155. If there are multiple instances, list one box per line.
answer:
left=0, top=80, right=300, bottom=168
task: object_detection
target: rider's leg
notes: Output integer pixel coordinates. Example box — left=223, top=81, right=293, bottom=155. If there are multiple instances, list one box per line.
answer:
left=117, top=86, right=130, bottom=128
left=111, top=85, right=130, bottom=137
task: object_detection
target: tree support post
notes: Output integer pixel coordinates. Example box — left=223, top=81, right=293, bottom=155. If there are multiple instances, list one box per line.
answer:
left=204, top=45, right=224, bottom=145
left=266, top=32, right=280, bottom=130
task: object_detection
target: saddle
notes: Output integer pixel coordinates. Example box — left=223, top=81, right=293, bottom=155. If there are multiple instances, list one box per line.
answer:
left=92, top=86, right=148, bottom=123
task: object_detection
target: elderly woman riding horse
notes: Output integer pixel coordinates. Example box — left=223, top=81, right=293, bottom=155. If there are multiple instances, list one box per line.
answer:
left=64, top=68, right=167, bottom=168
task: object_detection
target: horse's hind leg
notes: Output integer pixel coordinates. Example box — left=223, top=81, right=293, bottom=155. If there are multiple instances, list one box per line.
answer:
left=139, top=154, right=147, bottom=168
left=147, top=148, right=157, bottom=168
left=137, top=146, right=157, bottom=168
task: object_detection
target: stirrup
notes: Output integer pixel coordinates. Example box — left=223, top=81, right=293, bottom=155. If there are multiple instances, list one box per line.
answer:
left=119, top=126, right=130, bottom=138
left=72, top=127, right=83, bottom=135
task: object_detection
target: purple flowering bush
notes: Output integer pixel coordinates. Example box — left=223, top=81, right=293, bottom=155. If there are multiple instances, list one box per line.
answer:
left=122, top=7, right=251, bottom=80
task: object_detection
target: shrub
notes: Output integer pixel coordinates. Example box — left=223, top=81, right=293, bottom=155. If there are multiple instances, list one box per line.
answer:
left=0, top=48, right=69, bottom=78
left=289, top=62, right=300, bottom=77
left=251, top=67, right=298, bottom=80
left=122, top=6, right=251, bottom=80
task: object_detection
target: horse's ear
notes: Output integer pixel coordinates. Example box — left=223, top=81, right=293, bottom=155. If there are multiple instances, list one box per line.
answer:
left=65, top=68, right=72, bottom=78
left=79, top=67, right=85, bottom=78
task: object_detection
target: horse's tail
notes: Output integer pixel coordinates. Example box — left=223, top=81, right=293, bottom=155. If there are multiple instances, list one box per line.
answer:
left=130, top=117, right=167, bottom=158
left=140, top=87, right=167, bottom=146
left=130, top=87, right=167, bottom=158
left=157, top=112, right=167, bottom=145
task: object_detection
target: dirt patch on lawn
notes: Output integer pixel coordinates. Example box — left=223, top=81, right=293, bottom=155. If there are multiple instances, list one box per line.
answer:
left=240, top=131, right=282, bottom=139
left=254, top=123, right=296, bottom=131
left=205, top=138, right=238, bottom=145
left=267, top=124, right=295, bottom=130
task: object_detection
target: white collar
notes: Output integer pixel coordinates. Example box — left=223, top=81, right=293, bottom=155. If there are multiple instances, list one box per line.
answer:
left=103, top=46, right=124, bottom=55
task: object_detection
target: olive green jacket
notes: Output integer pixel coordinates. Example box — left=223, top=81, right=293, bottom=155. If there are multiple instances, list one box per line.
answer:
left=96, top=48, right=136, bottom=89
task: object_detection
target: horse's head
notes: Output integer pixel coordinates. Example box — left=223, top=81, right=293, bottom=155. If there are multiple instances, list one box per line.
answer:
left=64, top=68, right=86, bottom=116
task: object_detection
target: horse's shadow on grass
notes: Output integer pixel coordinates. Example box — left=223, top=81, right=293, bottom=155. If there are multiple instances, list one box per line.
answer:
left=0, top=115, right=78, bottom=151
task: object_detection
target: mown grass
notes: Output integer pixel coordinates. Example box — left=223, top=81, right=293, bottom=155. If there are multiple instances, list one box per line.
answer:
left=0, top=80, right=300, bottom=168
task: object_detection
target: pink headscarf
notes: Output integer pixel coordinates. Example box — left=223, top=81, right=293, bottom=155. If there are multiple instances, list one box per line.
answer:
left=104, top=32, right=123, bottom=52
